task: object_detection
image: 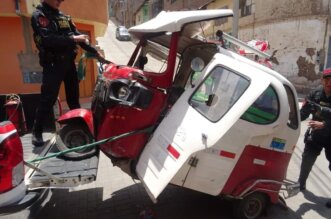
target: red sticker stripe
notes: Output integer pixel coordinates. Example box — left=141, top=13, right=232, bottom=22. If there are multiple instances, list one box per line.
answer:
left=167, top=144, right=180, bottom=159
left=220, top=150, right=236, bottom=159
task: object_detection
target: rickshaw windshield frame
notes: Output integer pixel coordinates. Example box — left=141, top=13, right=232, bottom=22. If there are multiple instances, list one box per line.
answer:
left=189, top=65, right=251, bottom=122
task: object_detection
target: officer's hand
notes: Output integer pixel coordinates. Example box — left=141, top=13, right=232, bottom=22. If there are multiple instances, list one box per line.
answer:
left=307, top=100, right=322, bottom=114
left=308, top=120, right=324, bottom=130
left=72, top=34, right=89, bottom=44
left=96, top=51, right=111, bottom=64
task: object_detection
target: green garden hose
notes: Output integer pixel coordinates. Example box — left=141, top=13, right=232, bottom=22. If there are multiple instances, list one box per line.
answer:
left=27, top=126, right=155, bottom=163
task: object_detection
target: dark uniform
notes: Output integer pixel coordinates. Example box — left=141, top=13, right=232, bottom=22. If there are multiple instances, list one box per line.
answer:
left=31, top=2, right=99, bottom=146
left=298, top=86, right=331, bottom=190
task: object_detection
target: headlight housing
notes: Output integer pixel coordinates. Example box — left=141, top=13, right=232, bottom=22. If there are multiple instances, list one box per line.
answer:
left=106, top=79, right=153, bottom=109
left=117, top=86, right=130, bottom=100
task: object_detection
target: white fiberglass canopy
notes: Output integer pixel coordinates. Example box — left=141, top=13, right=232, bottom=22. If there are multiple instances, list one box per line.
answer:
left=129, top=9, right=233, bottom=39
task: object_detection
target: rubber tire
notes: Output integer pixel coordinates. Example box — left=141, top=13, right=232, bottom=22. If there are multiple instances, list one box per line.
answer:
left=56, top=124, right=96, bottom=160
left=233, top=192, right=267, bottom=219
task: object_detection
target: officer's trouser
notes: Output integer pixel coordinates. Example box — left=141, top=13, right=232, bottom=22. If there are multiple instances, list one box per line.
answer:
left=33, top=59, right=80, bottom=134
left=298, top=134, right=331, bottom=186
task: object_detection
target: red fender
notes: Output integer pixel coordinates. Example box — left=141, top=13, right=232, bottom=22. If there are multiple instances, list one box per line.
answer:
left=221, top=145, right=291, bottom=204
left=57, top=108, right=94, bottom=136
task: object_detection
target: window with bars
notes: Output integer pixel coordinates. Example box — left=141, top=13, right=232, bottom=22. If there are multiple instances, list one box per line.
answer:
left=240, top=0, right=253, bottom=17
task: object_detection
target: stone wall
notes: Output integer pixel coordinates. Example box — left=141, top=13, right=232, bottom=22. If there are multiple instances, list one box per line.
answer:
left=239, top=0, right=331, bottom=94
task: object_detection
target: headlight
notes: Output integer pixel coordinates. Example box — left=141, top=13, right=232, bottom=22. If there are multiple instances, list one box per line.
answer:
left=117, top=86, right=130, bottom=100
left=106, top=79, right=153, bottom=108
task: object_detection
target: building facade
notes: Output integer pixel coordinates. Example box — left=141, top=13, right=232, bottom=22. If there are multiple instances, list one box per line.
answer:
left=212, top=0, right=331, bottom=94
left=110, top=0, right=149, bottom=27
left=110, top=0, right=164, bottom=27
left=114, top=0, right=331, bottom=94
left=0, top=0, right=109, bottom=99
left=164, top=0, right=214, bottom=10
left=240, top=0, right=330, bottom=93
left=167, top=0, right=331, bottom=93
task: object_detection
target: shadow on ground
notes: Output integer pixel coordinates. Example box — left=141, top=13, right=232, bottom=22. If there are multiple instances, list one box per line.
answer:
left=36, top=183, right=302, bottom=219
left=295, top=190, right=330, bottom=219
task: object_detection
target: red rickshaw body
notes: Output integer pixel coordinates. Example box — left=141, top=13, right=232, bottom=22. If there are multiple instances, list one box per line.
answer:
left=93, top=33, right=179, bottom=159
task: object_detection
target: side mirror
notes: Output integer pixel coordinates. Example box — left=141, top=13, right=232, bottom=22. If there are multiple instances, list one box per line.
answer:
left=191, top=57, right=205, bottom=72
left=206, top=94, right=218, bottom=106
left=190, top=57, right=205, bottom=87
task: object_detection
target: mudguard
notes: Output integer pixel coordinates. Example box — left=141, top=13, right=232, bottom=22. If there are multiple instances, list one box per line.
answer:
left=57, top=109, right=94, bottom=136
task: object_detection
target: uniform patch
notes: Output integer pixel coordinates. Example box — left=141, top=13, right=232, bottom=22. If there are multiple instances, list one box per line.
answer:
left=38, top=16, right=49, bottom=27
left=58, top=18, right=70, bottom=29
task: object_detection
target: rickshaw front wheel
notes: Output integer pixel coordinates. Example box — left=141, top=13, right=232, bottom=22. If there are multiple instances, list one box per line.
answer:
left=233, top=192, right=268, bottom=219
left=56, top=124, right=96, bottom=160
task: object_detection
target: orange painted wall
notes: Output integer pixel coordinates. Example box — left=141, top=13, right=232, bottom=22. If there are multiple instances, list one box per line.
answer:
left=0, top=0, right=108, bottom=25
left=0, top=17, right=38, bottom=94
left=0, top=1, right=21, bottom=13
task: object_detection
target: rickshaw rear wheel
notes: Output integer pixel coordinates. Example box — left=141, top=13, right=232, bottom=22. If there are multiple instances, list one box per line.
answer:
left=56, top=124, right=96, bottom=160
left=233, top=192, right=268, bottom=219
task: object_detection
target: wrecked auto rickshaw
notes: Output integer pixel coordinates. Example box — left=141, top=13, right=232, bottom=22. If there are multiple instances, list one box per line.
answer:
left=54, top=9, right=300, bottom=219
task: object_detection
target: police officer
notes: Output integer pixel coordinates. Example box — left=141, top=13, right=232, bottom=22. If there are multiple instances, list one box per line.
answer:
left=298, top=68, right=331, bottom=208
left=30, top=0, right=106, bottom=146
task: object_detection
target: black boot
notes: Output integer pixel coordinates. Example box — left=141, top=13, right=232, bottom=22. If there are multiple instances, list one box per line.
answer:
left=299, top=182, right=306, bottom=191
left=32, top=132, right=44, bottom=147
left=32, top=121, right=44, bottom=147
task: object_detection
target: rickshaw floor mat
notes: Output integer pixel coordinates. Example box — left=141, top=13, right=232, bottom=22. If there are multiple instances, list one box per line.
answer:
left=29, top=142, right=99, bottom=182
